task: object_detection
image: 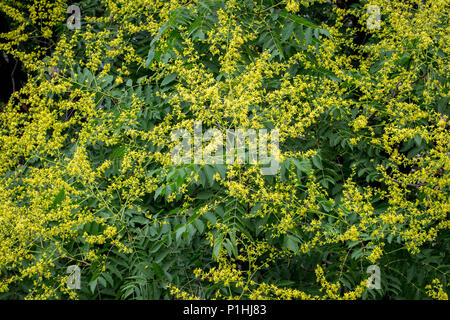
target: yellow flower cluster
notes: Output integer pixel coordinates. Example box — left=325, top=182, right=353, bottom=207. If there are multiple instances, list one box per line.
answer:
left=0, top=0, right=447, bottom=300
left=425, top=279, right=449, bottom=300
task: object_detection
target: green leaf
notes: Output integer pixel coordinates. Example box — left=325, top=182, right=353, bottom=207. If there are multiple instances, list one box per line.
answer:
left=146, top=48, right=155, bottom=67
left=305, top=27, right=312, bottom=45
left=270, top=30, right=285, bottom=60
left=281, top=21, right=295, bottom=42
left=312, top=155, right=323, bottom=170
left=203, top=211, right=217, bottom=225
left=212, top=235, right=223, bottom=259
left=193, top=219, right=205, bottom=233
left=202, top=165, right=216, bottom=187
left=294, top=158, right=312, bottom=173
left=152, top=262, right=165, bottom=278
left=89, top=279, right=98, bottom=294
left=175, top=225, right=187, bottom=242
left=97, top=276, right=107, bottom=288
left=51, top=188, right=65, bottom=209
left=414, top=134, right=422, bottom=146
left=197, top=190, right=214, bottom=200
left=161, top=73, right=177, bottom=86
left=280, top=12, right=319, bottom=29
left=284, top=235, right=299, bottom=253
left=154, top=186, right=165, bottom=200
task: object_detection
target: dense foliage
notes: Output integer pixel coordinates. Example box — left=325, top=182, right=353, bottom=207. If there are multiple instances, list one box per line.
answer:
left=0, top=0, right=448, bottom=300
